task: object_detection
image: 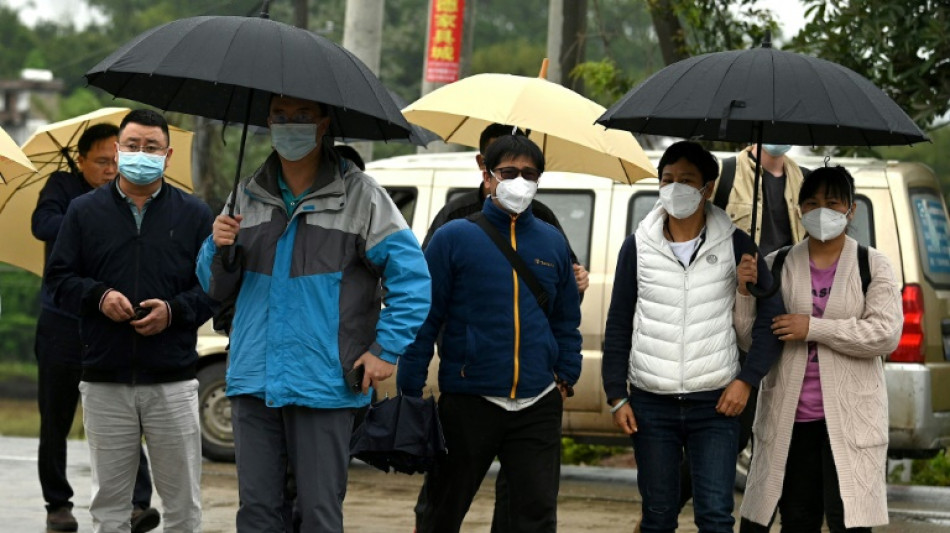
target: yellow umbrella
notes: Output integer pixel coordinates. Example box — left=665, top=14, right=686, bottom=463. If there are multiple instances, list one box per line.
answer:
left=0, top=109, right=194, bottom=275
left=0, top=125, right=36, bottom=184
left=18, top=107, right=193, bottom=191
left=402, top=61, right=656, bottom=184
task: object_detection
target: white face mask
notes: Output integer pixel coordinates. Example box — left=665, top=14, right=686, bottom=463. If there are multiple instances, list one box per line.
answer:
left=802, top=207, right=850, bottom=242
left=659, top=182, right=706, bottom=219
left=494, top=177, right=538, bottom=215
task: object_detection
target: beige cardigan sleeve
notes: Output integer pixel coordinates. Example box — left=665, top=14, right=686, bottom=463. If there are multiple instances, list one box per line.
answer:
left=806, top=250, right=903, bottom=358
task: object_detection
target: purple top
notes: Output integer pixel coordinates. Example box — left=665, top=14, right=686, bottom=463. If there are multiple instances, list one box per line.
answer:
left=796, top=258, right=838, bottom=422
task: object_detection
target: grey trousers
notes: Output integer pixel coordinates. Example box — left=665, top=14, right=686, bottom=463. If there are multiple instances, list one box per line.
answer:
left=80, top=380, right=202, bottom=533
left=231, top=395, right=355, bottom=533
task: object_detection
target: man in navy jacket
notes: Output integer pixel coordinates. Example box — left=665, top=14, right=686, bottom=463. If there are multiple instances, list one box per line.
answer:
left=399, top=135, right=582, bottom=533
left=31, top=123, right=158, bottom=533
left=46, top=110, right=214, bottom=533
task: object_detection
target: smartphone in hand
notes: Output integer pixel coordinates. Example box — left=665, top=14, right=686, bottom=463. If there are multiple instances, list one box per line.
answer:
left=132, top=306, right=151, bottom=321
left=345, top=365, right=365, bottom=393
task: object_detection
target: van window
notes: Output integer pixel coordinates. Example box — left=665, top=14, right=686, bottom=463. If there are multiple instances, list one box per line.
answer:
left=850, top=195, right=875, bottom=248
left=910, top=189, right=950, bottom=288
left=534, top=191, right=594, bottom=267
left=627, top=192, right=659, bottom=235
left=384, top=187, right=418, bottom=226
left=445, top=189, right=594, bottom=267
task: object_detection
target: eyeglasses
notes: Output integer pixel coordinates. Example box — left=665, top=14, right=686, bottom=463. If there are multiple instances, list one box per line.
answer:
left=88, top=157, right=117, bottom=168
left=490, top=166, right=541, bottom=182
left=117, top=143, right=168, bottom=155
left=270, top=111, right=322, bottom=125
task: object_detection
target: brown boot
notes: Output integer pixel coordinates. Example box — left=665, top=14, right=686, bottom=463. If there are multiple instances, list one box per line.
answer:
left=46, top=506, right=78, bottom=532
left=131, top=506, right=161, bottom=533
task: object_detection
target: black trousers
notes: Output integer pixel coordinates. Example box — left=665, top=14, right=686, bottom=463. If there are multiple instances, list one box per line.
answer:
left=416, top=390, right=563, bottom=533
left=739, top=420, right=872, bottom=533
left=35, top=311, right=152, bottom=511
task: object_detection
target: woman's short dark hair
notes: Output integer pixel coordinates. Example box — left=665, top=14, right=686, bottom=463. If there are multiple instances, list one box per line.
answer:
left=657, top=141, right=719, bottom=184
left=483, top=134, right=545, bottom=174
left=798, top=166, right=855, bottom=206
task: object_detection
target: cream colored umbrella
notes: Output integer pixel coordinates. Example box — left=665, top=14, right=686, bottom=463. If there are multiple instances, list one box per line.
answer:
left=18, top=107, right=193, bottom=192
left=402, top=61, right=656, bottom=184
left=0, top=109, right=194, bottom=275
left=0, top=125, right=36, bottom=184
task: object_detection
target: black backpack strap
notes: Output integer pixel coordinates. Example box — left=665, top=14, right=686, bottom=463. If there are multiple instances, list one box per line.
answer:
left=467, top=212, right=550, bottom=316
left=858, top=244, right=871, bottom=295
left=714, top=157, right=737, bottom=210
left=769, top=245, right=793, bottom=289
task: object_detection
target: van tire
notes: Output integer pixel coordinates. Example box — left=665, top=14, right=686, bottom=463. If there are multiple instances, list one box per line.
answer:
left=198, top=360, right=235, bottom=462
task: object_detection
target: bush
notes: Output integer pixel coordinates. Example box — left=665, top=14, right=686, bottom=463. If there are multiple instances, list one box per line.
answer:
left=888, top=450, right=950, bottom=486
left=561, top=437, right=628, bottom=466
left=0, top=268, right=41, bottom=363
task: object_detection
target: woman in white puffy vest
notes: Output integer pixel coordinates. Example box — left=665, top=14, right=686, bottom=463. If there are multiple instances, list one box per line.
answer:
left=603, top=141, right=786, bottom=533
left=739, top=167, right=903, bottom=533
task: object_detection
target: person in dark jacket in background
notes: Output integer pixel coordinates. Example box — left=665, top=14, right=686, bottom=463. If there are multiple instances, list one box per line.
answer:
left=45, top=110, right=215, bottom=533
left=399, top=135, right=582, bottom=533
left=421, top=123, right=589, bottom=294
left=31, top=123, right=159, bottom=533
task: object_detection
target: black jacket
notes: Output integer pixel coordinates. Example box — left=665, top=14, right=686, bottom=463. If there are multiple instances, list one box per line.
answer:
left=45, top=181, right=216, bottom=384
left=31, top=170, right=95, bottom=316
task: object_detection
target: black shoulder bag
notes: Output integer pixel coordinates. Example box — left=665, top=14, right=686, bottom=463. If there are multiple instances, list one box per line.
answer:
left=467, top=212, right=550, bottom=317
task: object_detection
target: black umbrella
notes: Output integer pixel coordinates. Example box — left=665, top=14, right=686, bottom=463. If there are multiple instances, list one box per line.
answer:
left=597, top=31, right=929, bottom=297
left=350, top=394, right=446, bottom=475
left=84, top=0, right=412, bottom=217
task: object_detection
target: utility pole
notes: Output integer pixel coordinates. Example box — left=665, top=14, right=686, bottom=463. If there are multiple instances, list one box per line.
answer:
left=342, top=0, right=385, bottom=163
left=294, top=0, right=309, bottom=29
left=546, top=0, right=587, bottom=91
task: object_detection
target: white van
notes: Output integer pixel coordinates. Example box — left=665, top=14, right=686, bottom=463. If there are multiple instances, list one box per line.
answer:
left=195, top=150, right=950, bottom=464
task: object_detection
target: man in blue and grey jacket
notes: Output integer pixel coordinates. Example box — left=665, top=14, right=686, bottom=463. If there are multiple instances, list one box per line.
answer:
left=197, top=95, right=431, bottom=532
left=399, top=134, right=582, bottom=533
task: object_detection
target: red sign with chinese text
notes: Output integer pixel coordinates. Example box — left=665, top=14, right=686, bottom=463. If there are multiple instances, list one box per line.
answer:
left=424, top=0, right=465, bottom=83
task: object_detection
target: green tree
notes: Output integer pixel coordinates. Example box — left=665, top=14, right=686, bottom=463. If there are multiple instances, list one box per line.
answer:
left=0, top=5, right=37, bottom=78
left=877, top=125, right=950, bottom=204
left=792, top=0, right=950, bottom=131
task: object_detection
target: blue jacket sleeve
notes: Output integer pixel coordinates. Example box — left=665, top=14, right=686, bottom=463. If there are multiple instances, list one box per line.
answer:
left=550, top=236, right=583, bottom=385
left=732, top=231, right=786, bottom=387
left=362, top=182, right=432, bottom=365
left=397, top=230, right=452, bottom=397
left=602, top=234, right=639, bottom=403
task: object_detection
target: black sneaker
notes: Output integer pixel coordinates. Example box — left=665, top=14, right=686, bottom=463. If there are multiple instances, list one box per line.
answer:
left=46, top=506, right=78, bottom=532
left=131, top=506, right=161, bottom=533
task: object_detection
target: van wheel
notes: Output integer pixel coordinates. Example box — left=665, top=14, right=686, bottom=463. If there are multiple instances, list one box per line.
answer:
left=735, top=443, right=752, bottom=492
left=197, top=361, right=235, bottom=462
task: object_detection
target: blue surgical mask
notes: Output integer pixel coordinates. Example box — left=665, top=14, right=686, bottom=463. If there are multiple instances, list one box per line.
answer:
left=271, top=123, right=319, bottom=161
left=762, top=144, right=792, bottom=157
left=117, top=151, right=165, bottom=185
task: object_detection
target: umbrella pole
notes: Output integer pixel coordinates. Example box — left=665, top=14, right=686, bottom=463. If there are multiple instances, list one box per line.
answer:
left=746, top=127, right=782, bottom=299
left=222, top=90, right=256, bottom=272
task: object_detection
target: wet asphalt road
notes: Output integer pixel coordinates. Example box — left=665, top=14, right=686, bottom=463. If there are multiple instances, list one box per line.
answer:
left=1, top=436, right=947, bottom=532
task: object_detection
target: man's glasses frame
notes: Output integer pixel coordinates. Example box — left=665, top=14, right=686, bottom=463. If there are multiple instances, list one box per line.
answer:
left=490, top=166, right=542, bottom=182
left=117, top=143, right=168, bottom=155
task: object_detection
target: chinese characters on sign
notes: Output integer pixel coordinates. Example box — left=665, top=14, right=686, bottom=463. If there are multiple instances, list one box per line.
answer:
left=425, top=0, right=465, bottom=83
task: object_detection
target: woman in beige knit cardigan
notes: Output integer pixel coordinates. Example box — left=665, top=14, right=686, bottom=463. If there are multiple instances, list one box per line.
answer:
left=738, top=167, right=903, bottom=532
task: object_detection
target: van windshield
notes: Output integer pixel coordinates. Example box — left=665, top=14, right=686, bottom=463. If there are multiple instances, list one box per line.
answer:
left=910, top=189, right=950, bottom=289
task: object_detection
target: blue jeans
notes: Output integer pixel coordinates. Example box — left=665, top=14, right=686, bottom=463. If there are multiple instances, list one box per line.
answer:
left=630, top=389, right=739, bottom=533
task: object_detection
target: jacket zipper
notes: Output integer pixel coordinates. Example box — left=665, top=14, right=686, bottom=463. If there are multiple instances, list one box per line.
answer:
left=509, top=216, right=520, bottom=399
left=131, top=204, right=142, bottom=384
